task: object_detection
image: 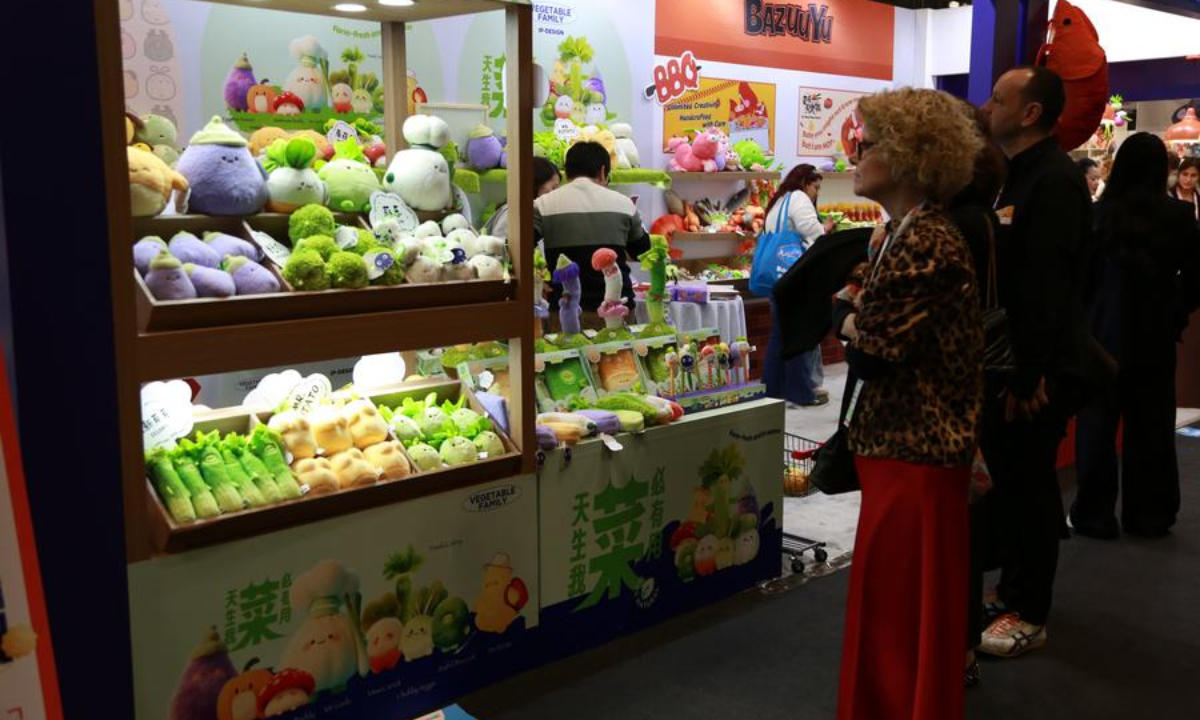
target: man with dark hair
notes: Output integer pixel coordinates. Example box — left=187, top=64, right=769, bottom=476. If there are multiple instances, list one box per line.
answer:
left=535, top=141, right=650, bottom=324
left=975, top=66, right=1099, bottom=658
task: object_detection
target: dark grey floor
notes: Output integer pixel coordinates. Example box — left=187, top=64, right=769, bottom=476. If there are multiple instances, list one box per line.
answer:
left=462, top=435, right=1200, bottom=720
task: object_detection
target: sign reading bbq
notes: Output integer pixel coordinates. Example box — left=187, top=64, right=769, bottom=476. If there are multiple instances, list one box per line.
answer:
left=744, top=0, right=834, bottom=44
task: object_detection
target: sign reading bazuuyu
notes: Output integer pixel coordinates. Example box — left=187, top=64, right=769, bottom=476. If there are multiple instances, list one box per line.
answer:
left=744, top=0, right=834, bottom=43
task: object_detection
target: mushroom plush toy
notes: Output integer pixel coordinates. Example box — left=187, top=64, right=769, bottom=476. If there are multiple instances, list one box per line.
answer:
left=256, top=668, right=316, bottom=718
left=591, top=248, right=631, bottom=342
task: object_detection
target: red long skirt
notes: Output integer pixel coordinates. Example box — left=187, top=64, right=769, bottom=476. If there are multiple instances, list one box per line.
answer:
left=837, top=456, right=970, bottom=720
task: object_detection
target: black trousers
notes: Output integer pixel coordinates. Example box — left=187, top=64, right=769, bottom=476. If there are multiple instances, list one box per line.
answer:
left=972, top=385, right=1070, bottom=629
left=1074, top=347, right=1180, bottom=533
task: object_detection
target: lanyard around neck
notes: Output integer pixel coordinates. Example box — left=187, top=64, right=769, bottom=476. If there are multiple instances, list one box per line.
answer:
left=869, top=203, right=926, bottom=285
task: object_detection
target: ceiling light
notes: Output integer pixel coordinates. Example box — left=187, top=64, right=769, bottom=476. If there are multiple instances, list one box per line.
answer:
left=949, top=1, right=960, bottom=6
left=379, top=0, right=415, bottom=6
left=333, top=3, right=367, bottom=11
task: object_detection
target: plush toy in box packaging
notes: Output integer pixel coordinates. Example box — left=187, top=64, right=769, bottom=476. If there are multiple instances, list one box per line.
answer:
left=534, top=349, right=599, bottom=413
left=633, top=334, right=680, bottom=397
left=582, top=341, right=646, bottom=396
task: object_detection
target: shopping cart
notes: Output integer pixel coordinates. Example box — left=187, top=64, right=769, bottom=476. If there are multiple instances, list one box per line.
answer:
left=781, top=432, right=828, bottom=573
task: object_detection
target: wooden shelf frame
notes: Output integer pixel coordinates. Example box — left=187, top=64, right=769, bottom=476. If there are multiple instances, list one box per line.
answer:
left=95, top=0, right=537, bottom=561
left=667, top=171, right=782, bottom=182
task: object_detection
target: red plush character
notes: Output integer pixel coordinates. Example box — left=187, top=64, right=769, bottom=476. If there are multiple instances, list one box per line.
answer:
left=1035, top=0, right=1108, bottom=152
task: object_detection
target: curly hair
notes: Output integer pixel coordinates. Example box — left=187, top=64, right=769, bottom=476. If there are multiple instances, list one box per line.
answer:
left=857, top=88, right=984, bottom=202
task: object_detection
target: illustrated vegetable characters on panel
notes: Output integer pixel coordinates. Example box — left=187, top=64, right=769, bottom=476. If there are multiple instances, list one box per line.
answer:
left=278, top=560, right=369, bottom=695
left=474, top=553, right=529, bottom=634
left=284, top=35, right=330, bottom=111
left=263, top=137, right=328, bottom=213
left=318, top=139, right=381, bottom=213
left=552, top=256, right=590, bottom=349
left=673, top=445, right=760, bottom=580
left=168, top=627, right=237, bottom=720
left=638, top=235, right=674, bottom=338
left=591, top=248, right=632, bottom=343
left=257, top=668, right=315, bottom=718
left=360, top=592, right=404, bottom=673
left=216, top=658, right=273, bottom=720
left=224, top=52, right=258, bottom=112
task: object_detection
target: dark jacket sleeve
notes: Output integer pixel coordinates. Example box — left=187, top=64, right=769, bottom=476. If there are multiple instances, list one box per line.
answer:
left=1178, top=212, right=1200, bottom=318
left=625, top=211, right=651, bottom=259
left=533, top=206, right=545, bottom=244
left=1007, top=168, right=1092, bottom=397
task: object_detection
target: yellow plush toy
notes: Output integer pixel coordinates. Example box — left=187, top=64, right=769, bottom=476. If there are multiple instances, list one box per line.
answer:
left=127, top=146, right=188, bottom=217
left=570, top=126, right=619, bottom=169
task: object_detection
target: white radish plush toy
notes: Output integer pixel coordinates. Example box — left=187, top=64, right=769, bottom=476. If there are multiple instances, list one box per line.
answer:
left=383, top=115, right=453, bottom=212
left=611, top=123, right=641, bottom=170
left=469, top=255, right=505, bottom=281
left=441, top=213, right=472, bottom=235
left=414, top=220, right=443, bottom=240
left=463, top=234, right=507, bottom=261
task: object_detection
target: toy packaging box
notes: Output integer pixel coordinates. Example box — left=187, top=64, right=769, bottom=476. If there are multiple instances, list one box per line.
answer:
left=534, top=349, right=599, bottom=412
left=633, top=334, right=680, bottom=397
left=582, top=341, right=647, bottom=397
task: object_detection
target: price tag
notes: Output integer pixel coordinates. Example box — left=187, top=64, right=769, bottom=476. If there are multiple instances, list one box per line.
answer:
left=141, top=380, right=195, bottom=450
left=335, top=225, right=360, bottom=249
left=554, top=119, right=580, bottom=143
left=599, top=433, right=624, bottom=452
left=373, top=218, right=403, bottom=247
left=249, top=230, right=292, bottom=267
left=284, top=374, right=332, bottom=415
left=326, top=120, right=360, bottom=147
left=363, top=250, right=394, bottom=280
left=478, top=369, right=495, bottom=390
left=369, top=191, right=419, bottom=233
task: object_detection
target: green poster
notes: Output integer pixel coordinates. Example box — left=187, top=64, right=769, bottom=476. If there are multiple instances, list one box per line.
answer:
left=128, top=475, right=537, bottom=720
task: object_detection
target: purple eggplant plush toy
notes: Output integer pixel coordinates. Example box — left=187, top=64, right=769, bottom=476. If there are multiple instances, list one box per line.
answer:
left=222, top=256, right=280, bottom=295
left=133, top=236, right=168, bottom=276
left=184, top=264, right=236, bottom=298
left=168, top=232, right=221, bottom=268
left=203, top=231, right=261, bottom=262
left=177, top=116, right=268, bottom=216
left=145, top=251, right=197, bottom=301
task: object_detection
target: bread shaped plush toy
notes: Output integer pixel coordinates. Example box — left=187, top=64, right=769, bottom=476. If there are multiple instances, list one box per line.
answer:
left=310, top=405, right=354, bottom=455
left=345, top=399, right=389, bottom=449
left=294, top=457, right=339, bottom=495
left=177, top=116, right=268, bottom=215
left=128, top=146, right=188, bottom=217
left=268, top=410, right=317, bottom=460
left=363, top=441, right=411, bottom=481
left=330, top=448, right=379, bottom=489
left=383, top=115, right=453, bottom=212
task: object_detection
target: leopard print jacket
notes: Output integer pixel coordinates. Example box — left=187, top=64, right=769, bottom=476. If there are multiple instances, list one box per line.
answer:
left=847, top=208, right=984, bottom=468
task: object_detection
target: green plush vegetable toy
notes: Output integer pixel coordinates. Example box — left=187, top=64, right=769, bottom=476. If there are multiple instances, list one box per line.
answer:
left=221, top=433, right=282, bottom=504
left=167, top=446, right=221, bottom=518
left=594, top=393, right=658, bottom=426
left=178, top=433, right=244, bottom=513
left=216, top=437, right=271, bottom=507
left=294, top=234, right=339, bottom=261
left=328, top=251, right=369, bottom=289
left=347, top=228, right=380, bottom=256
left=638, top=235, right=674, bottom=338
left=282, top=250, right=330, bottom=291
left=731, top=140, right=775, bottom=171
left=146, top=447, right=197, bottom=524
left=288, top=204, right=337, bottom=244
left=249, top=425, right=305, bottom=499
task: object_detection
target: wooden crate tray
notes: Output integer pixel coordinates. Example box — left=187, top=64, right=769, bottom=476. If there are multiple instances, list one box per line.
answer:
left=132, top=214, right=513, bottom=333
left=145, top=379, right=520, bottom=554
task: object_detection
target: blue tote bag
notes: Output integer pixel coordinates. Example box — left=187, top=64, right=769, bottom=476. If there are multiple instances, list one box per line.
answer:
left=749, top=193, right=806, bottom=297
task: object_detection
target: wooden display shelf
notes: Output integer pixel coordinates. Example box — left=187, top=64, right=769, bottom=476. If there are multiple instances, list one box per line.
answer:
left=131, top=214, right=514, bottom=332
left=136, top=300, right=527, bottom=381
left=667, top=171, right=781, bottom=182
left=144, top=380, right=521, bottom=553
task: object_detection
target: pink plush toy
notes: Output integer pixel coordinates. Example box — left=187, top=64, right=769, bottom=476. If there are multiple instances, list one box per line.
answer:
left=668, top=131, right=722, bottom=173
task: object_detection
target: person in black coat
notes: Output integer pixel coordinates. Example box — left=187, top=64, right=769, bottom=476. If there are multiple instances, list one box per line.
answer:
left=1073, top=133, right=1200, bottom=538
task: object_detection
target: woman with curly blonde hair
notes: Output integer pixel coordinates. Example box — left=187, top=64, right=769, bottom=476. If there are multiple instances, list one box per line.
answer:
left=833, top=88, right=985, bottom=720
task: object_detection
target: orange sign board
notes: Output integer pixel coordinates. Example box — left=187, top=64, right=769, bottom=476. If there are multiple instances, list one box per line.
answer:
left=655, top=0, right=895, bottom=81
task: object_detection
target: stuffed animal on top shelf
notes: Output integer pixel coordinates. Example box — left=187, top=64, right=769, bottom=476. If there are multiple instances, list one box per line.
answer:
left=134, top=113, right=180, bottom=167
left=263, top=137, right=328, bottom=213
left=128, top=145, right=188, bottom=217
left=570, top=125, right=619, bottom=170
left=176, top=116, right=268, bottom=216
left=318, top=139, right=380, bottom=214
left=611, top=123, right=641, bottom=170
left=383, top=115, right=453, bottom=212
left=668, top=130, right=721, bottom=173
left=466, top=123, right=508, bottom=171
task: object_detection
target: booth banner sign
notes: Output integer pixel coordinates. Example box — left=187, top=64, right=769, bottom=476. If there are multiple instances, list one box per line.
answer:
left=127, top=476, right=539, bottom=720
left=662, top=77, right=777, bottom=153
left=797, top=86, right=867, bottom=158
left=538, top=400, right=785, bottom=657
left=655, top=0, right=894, bottom=80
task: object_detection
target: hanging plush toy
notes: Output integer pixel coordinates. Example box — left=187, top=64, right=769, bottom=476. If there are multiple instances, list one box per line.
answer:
left=592, top=248, right=631, bottom=342
left=552, top=256, right=590, bottom=349
left=1035, top=0, right=1108, bottom=152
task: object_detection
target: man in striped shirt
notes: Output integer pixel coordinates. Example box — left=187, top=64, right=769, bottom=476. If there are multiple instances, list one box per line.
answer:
left=534, top=142, right=651, bottom=327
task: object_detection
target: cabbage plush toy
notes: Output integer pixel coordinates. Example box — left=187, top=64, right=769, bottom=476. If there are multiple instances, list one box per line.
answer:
left=263, top=137, right=327, bottom=213
left=177, top=116, right=268, bottom=216
left=383, top=115, right=453, bottom=212
left=319, top=139, right=381, bottom=214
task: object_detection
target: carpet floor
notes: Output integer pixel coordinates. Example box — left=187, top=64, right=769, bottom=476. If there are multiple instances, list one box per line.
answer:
left=462, top=433, right=1200, bottom=720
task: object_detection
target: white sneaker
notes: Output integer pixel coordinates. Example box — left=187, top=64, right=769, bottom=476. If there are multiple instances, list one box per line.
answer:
left=978, top=613, right=1046, bottom=658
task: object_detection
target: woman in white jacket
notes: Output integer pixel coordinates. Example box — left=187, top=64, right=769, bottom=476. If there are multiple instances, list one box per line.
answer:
left=761, top=164, right=835, bottom=406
